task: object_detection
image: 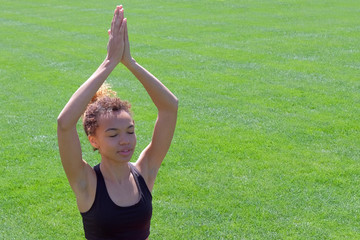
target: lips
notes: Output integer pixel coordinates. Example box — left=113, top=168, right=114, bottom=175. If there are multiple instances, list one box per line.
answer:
left=117, top=149, right=133, bottom=156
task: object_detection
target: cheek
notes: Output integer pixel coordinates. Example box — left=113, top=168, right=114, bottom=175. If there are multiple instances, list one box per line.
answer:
left=102, top=137, right=117, bottom=148
left=132, top=134, right=137, bottom=146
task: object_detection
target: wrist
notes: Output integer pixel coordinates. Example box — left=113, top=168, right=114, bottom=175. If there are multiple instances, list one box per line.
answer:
left=103, top=57, right=119, bottom=69
left=123, top=58, right=137, bottom=69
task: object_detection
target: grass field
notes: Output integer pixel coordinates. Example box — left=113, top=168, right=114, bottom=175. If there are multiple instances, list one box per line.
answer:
left=1, top=0, right=360, bottom=239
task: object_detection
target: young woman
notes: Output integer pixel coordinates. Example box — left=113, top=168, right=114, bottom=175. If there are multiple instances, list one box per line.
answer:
left=57, top=5, right=178, bottom=239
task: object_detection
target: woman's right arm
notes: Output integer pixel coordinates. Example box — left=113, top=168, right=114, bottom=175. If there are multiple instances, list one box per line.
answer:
left=57, top=59, right=117, bottom=191
left=57, top=6, right=125, bottom=194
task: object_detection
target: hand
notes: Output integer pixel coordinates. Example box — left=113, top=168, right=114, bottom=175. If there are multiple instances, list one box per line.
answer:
left=106, top=6, right=126, bottom=64
left=120, top=18, right=133, bottom=67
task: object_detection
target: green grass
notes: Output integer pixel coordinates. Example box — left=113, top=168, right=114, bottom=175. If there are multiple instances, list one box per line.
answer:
left=1, top=0, right=360, bottom=239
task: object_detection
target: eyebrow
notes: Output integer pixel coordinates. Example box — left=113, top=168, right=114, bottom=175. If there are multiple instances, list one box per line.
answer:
left=105, top=125, right=134, bottom=132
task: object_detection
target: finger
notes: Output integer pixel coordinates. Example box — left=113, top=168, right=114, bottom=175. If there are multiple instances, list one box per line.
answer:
left=111, top=15, right=115, bottom=32
left=114, top=8, right=121, bottom=32
left=120, top=18, right=126, bottom=37
left=111, top=7, right=119, bottom=33
left=118, top=8, right=124, bottom=31
left=124, top=18, right=128, bottom=43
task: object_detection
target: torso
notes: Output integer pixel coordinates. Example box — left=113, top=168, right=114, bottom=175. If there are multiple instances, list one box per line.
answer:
left=80, top=163, right=153, bottom=239
left=76, top=161, right=151, bottom=213
left=102, top=167, right=140, bottom=207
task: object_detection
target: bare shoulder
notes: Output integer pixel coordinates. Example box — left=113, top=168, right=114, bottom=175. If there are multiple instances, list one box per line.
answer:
left=134, top=158, right=156, bottom=192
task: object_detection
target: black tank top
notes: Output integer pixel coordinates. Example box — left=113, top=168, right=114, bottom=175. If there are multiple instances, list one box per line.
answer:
left=81, top=163, right=152, bottom=240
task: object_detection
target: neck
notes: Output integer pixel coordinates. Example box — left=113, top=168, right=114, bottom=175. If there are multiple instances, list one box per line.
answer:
left=99, top=159, right=131, bottom=184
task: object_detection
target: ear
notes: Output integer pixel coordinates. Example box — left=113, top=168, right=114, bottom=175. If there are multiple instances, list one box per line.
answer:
left=88, top=135, right=100, bottom=149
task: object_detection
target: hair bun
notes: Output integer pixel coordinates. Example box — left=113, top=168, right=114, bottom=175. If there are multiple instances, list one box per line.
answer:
left=90, top=82, right=117, bottom=104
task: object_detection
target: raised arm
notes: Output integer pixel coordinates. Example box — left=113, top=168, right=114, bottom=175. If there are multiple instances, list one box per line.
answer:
left=57, top=6, right=125, bottom=194
left=121, top=20, right=178, bottom=188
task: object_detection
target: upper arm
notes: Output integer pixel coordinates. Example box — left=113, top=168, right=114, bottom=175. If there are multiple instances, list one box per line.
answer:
left=57, top=125, right=92, bottom=194
left=136, top=108, right=178, bottom=186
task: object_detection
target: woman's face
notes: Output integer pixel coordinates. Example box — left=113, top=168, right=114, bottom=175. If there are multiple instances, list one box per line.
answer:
left=90, top=110, right=136, bottom=163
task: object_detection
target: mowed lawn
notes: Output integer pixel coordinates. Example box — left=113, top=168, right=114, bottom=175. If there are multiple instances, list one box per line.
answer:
left=1, top=0, right=360, bottom=239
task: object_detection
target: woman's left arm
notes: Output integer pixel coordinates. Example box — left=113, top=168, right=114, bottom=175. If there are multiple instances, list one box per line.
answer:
left=121, top=20, right=178, bottom=187
left=127, top=60, right=178, bottom=186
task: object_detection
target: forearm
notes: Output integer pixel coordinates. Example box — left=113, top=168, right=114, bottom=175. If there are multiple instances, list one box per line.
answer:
left=125, top=59, right=178, bottom=112
left=57, top=59, right=117, bottom=130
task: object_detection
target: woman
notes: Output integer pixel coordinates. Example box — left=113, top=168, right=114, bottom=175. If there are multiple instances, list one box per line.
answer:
left=57, top=5, right=178, bottom=240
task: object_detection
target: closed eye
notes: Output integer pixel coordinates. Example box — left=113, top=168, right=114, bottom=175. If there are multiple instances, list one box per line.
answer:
left=109, top=134, right=118, bottom=138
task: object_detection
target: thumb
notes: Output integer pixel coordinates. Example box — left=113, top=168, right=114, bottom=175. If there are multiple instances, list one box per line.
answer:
left=124, top=19, right=129, bottom=42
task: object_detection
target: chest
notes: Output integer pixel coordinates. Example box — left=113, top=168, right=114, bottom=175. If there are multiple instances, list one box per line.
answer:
left=104, top=175, right=140, bottom=207
left=90, top=181, right=152, bottom=236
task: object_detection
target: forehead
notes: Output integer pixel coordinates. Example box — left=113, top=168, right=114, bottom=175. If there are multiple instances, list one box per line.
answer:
left=97, top=111, right=133, bottom=130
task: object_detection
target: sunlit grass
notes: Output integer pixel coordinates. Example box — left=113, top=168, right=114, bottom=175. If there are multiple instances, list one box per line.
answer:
left=1, top=0, right=360, bottom=239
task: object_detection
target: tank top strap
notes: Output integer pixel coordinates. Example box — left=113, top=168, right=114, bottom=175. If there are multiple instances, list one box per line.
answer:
left=128, top=163, right=152, bottom=198
left=93, top=164, right=103, bottom=181
left=128, top=162, right=140, bottom=178
left=128, top=162, right=142, bottom=194
left=93, top=164, right=107, bottom=197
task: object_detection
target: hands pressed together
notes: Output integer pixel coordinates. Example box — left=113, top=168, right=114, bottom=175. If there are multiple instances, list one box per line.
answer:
left=107, top=5, right=132, bottom=66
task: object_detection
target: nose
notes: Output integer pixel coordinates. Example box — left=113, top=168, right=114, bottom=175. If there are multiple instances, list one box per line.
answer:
left=119, top=134, right=130, bottom=145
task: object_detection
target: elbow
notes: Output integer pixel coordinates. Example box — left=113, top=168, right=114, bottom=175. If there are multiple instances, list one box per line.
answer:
left=57, top=115, right=66, bottom=131
left=57, top=113, right=72, bottom=131
left=171, top=96, right=179, bottom=112
left=174, top=96, right=179, bottom=108
left=159, top=97, right=178, bottom=115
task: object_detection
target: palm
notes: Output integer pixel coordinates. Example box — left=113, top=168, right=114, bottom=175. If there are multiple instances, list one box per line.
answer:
left=106, top=6, right=126, bottom=64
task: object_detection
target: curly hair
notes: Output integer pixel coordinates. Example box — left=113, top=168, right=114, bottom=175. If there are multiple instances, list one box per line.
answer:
left=82, top=83, right=131, bottom=139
